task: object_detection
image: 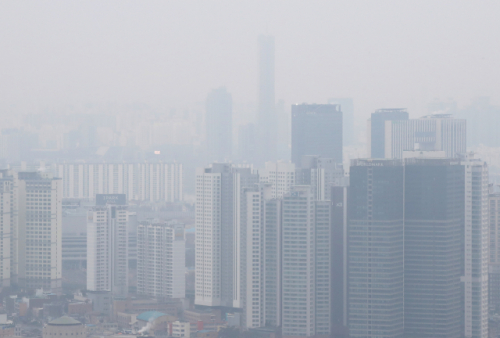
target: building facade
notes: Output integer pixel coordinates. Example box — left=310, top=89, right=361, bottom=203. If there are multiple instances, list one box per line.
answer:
left=137, top=220, right=185, bottom=299
left=367, top=108, right=409, bottom=158
left=490, top=192, right=500, bottom=313
left=55, top=162, right=183, bottom=202
left=206, top=87, right=232, bottom=162
left=259, top=161, right=295, bottom=199
left=86, top=194, right=128, bottom=296
left=17, top=171, right=62, bottom=292
left=291, top=104, right=343, bottom=165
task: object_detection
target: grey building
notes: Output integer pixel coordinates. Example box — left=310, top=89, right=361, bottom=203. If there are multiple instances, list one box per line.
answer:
left=206, top=87, right=232, bottom=162
left=281, top=185, right=331, bottom=337
left=329, top=98, right=355, bottom=146
left=368, top=108, right=409, bottom=158
left=347, top=159, right=404, bottom=338
left=490, top=192, right=500, bottom=313
left=291, top=104, right=343, bottom=165
left=403, top=158, right=464, bottom=338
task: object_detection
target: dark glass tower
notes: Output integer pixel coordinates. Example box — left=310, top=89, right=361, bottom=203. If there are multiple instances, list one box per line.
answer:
left=291, top=104, right=343, bottom=165
left=347, top=159, right=404, bottom=338
left=403, top=158, right=464, bottom=338
left=369, top=108, right=408, bottom=158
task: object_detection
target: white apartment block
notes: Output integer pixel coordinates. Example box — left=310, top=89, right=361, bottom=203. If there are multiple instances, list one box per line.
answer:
left=55, top=162, right=183, bottom=202
left=172, top=321, right=190, bottom=338
left=462, top=154, right=489, bottom=338
left=195, top=164, right=258, bottom=309
left=281, top=185, right=331, bottom=338
left=87, top=194, right=128, bottom=296
left=384, top=114, right=466, bottom=159
left=259, top=162, right=295, bottom=199
left=17, top=172, right=62, bottom=293
left=137, top=220, right=185, bottom=299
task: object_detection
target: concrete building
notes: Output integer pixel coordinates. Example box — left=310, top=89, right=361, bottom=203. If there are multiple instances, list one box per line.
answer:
left=172, top=321, right=191, bottom=338
left=137, top=220, right=185, bottom=299
left=55, top=161, right=183, bottom=202
left=194, top=164, right=258, bottom=308
left=86, top=194, right=128, bottom=296
left=281, top=185, right=331, bottom=338
left=18, top=171, right=62, bottom=292
left=0, top=170, right=15, bottom=289
left=490, top=192, right=500, bottom=313
left=367, top=108, right=409, bottom=158
left=43, top=316, right=85, bottom=338
left=382, top=114, right=466, bottom=159
left=259, top=161, right=295, bottom=199
left=348, top=159, right=405, bottom=338
left=291, top=104, right=343, bottom=165
left=296, top=156, right=345, bottom=201
left=206, top=87, right=233, bottom=162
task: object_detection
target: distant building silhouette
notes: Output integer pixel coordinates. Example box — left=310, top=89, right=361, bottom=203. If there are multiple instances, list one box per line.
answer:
left=206, top=87, right=232, bottom=162
left=367, top=108, right=409, bottom=158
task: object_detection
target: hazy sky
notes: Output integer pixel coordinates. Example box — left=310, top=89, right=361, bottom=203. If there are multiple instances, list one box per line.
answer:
left=1, top=1, right=500, bottom=120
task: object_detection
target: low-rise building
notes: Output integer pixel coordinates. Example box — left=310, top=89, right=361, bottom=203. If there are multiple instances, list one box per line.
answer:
left=172, top=321, right=190, bottom=338
left=42, top=316, right=85, bottom=338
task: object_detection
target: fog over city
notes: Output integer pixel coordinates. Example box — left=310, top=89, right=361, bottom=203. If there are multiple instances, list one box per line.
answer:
left=1, top=2, right=500, bottom=338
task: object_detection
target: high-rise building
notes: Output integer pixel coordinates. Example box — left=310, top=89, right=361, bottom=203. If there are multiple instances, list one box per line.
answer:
left=257, top=35, right=277, bottom=164
left=86, top=194, right=128, bottom=296
left=56, top=162, right=183, bottom=202
left=329, top=98, right=355, bottom=146
left=291, top=104, right=343, bottom=165
left=462, top=154, right=489, bottom=338
left=17, top=171, right=62, bottom=292
left=206, top=87, right=233, bottom=162
left=0, top=170, right=15, bottom=289
left=195, top=164, right=258, bottom=308
left=376, top=113, right=466, bottom=159
left=259, top=161, right=295, bottom=199
left=281, top=185, right=331, bottom=338
left=367, top=108, right=409, bottom=158
left=490, top=191, right=500, bottom=312
left=296, top=156, right=345, bottom=201
left=137, top=220, right=185, bottom=299
left=348, top=159, right=405, bottom=338
left=403, top=157, right=464, bottom=337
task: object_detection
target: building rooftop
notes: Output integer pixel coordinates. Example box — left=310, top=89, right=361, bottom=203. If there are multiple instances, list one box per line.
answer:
left=48, top=316, right=81, bottom=326
left=137, top=311, right=167, bottom=322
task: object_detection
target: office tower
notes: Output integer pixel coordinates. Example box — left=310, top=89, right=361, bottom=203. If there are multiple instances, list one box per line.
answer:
left=462, top=154, right=489, bottom=338
left=137, top=220, right=185, bottom=299
left=490, top=191, right=500, bottom=312
left=329, top=98, right=355, bottom=146
left=291, top=104, right=343, bottom=165
left=281, top=185, right=331, bottom=338
left=56, top=162, right=183, bottom=202
left=382, top=114, right=466, bottom=159
left=259, top=161, right=295, bottom=199
left=195, top=164, right=258, bottom=308
left=403, top=157, right=464, bottom=337
left=296, top=156, right=345, bottom=201
left=17, top=171, right=62, bottom=292
left=347, top=159, right=404, bottom=338
left=257, top=35, right=277, bottom=163
left=330, top=183, right=349, bottom=337
left=206, top=87, right=233, bottom=162
left=86, top=194, right=128, bottom=296
left=367, top=108, right=409, bottom=158
left=238, top=123, right=257, bottom=163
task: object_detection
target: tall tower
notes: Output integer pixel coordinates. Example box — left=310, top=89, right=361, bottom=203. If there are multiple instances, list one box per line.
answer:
left=367, top=108, right=409, bottom=158
left=86, top=194, right=128, bottom=297
left=291, top=104, right=343, bottom=166
left=281, top=185, right=331, bottom=338
left=205, top=87, right=233, bottom=162
left=17, top=171, right=62, bottom=293
left=347, top=159, right=405, bottom=338
left=257, top=35, right=277, bottom=164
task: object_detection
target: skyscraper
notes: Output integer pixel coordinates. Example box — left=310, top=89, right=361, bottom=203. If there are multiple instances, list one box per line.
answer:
left=194, top=164, right=258, bottom=308
left=259, top=161, right=295, bottom=199
left=348, top=159, right=404, bottom=338
left=281, top=185, right=331, bottom=338
left=295, top=155, right=345, bottom=201
left=403, top=157, right=464, bottom=337
left=367, top=108, right=409, bottom=158
left=329, top=98, right=355, bottom=146
left=206, top=87, right=233, bottom=162
left=0, top=170, right=15, bottom=289
left=18, top=171, right=62, bottom=292
left=257, top=35, right=277, bottom=164
left=137, top=220, right=185, bottom=299
left=291, top=104, right=343, bottom=165
left=489, top=190, right=500, bottom=312
left=86, top=194, right=128, bottom=296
